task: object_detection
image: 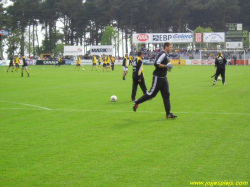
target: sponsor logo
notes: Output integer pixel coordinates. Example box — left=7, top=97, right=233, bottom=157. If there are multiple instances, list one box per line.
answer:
left=192, top=60, right=200, bottom=65
left=153, top=34, right=172, bottom=41
left=173, top=34, right=192, bottom=39
left=43, top=61, right=57, bottom=65
left=77, top=48, right=82, bottom=52
left=65, top=51, right=82, bottom=54
left=205, top=33, right=223, bottom=42
left=196, top=33, right=202, bottom=43
left=91, top=48, right=112, bottom=53
left=207, top=60, right=214, bottom=65
left=137, top=34, right=149, bottom=41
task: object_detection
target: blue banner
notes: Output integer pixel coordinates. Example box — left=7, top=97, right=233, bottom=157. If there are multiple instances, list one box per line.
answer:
left=0, top=30, right=9, bottom=36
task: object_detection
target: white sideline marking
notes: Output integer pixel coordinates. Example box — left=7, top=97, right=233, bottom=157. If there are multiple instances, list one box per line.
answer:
left=0, top=101, right=51, bottom=111
left=0, top=107, right=250, bottom=116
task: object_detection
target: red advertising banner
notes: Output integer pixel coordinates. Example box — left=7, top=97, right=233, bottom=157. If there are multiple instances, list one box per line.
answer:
left=231, top=59, right=249, bottom=65
left=195, top=33, right=202, bottom=43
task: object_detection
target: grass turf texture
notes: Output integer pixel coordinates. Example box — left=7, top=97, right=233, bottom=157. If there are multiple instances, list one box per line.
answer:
left=0, top=65, right=249, bottom=187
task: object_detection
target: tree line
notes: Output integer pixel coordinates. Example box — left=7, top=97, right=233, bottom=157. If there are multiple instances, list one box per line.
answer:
left=0, top=0, right=249, bottom=57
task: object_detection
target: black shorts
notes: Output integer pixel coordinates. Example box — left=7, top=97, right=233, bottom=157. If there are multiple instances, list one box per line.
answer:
left=99, top=62, right=101, bottom=65
left=76, top=64, right=80, bottom=67
left=15, top=63, right=19, bottom=67
left=107, top=63, right=110, bottom=66
left=103, top=64, right=106, bottom=67
left=93, top=63, right=96, bottom=66
left=9, top=64, right=14, bottom=67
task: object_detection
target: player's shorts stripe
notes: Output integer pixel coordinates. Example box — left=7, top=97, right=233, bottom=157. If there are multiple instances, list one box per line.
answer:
left=147, top=76, right=157, bottom=95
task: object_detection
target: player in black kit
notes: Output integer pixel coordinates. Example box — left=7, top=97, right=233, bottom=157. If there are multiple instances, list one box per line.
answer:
left=21, top=55, right=30, bottom=77
left=133, top=42, right=177, bottom=119
left=6, top=55, right=14, bottom=72
left=131, top=52, right=147, bottom=101
left=213, top=52, right=227, bottom=85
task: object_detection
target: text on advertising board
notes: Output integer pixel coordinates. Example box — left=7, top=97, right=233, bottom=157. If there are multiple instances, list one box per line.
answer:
left=91, top=48, right=113, bottom=53
left=153, top=34, right=172, bottom=41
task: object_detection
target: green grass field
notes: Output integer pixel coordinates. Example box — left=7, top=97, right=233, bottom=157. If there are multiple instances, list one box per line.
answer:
left=0, top=64, right=250, bottom=187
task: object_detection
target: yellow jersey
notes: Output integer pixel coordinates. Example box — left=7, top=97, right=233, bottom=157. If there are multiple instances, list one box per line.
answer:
left=93, top=56, right=97, bottom=64
left=104, top=56, right=108, bottom=64
left=107, top=56, right=111, bottom=64
left=77, top=57, right=81, bottom=64
left=111, top=57, right=115, bottom=63
left=98, top=57, right=102, bottom=62
left=123, top=57, right=128, bottom=67
left=58, top=58, right=62, bottom=62
left=102, top=56, right=106, bottom=64
left=129, top=56, right=133, bottom=61
left=15, top=57, right=19, bottom=64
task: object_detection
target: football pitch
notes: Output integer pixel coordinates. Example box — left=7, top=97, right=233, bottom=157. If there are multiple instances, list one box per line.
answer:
left=0, top=64, right=249, bottom=187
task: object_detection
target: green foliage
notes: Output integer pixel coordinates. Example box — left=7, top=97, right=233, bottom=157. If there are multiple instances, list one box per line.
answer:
left=3, top=30, right=22, bottom=56
left=39, top=30, right=63, bottom=54
left=243, top=36, right=249, bottom=48
left=194, top=26, right=214, bottom=34
left=101, top=25, right=117, bottom=45
left=54, top=44, right=70, bottom=57
left=2, top=0, right=250, bottom=56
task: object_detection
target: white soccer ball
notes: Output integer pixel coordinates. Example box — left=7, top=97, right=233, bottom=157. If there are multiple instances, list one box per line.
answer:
left=111, top=95, right=117, bottom=102
left=218, top=77, right=222, bottom=81
left=82, top=68, right=85, bottom=71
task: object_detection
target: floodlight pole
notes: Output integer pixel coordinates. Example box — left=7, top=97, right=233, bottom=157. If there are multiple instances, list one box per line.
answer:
left=186, top=27, right=195, bottom=50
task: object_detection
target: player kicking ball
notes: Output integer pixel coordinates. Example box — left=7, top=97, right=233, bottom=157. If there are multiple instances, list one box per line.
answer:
left=133, top=42, right=177, bottom=119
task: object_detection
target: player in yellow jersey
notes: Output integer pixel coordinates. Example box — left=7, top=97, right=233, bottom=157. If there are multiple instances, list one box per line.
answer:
left=177, top=55, right=181, bottom=68
left=102, top=54, right=107, bottom=73
left=106, top=55, right=111, bottom=71
left=74, top=55, right=82, bottom=71
left=56, top=56, right=62, bottom=67
left=98, top=56, right=102, bottom=68
left=111, top=56, right=115, bottom=71
left=15, top=55, right=20, bottom=72
left=91, top=55, right=97, bottom=71
left=129, top=55, right=133, bottom=65
left=122, top=54, right=129, bottom=80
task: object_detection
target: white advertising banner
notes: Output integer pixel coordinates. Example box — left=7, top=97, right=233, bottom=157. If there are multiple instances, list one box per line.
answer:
left=133, top=33, right=152, bottom=43
left=0, top=60, right=9, bottom=66
left=226, top=42, right=243, bottom=49
left=203, top=32, right=225, bottom=43
left=64, top=46, right=84, bottom=56
left=90, top=45, right=113, bottom=56
left=133, top=33, right=193, bottom=43
left=171, top=33, right=193, bottom=43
